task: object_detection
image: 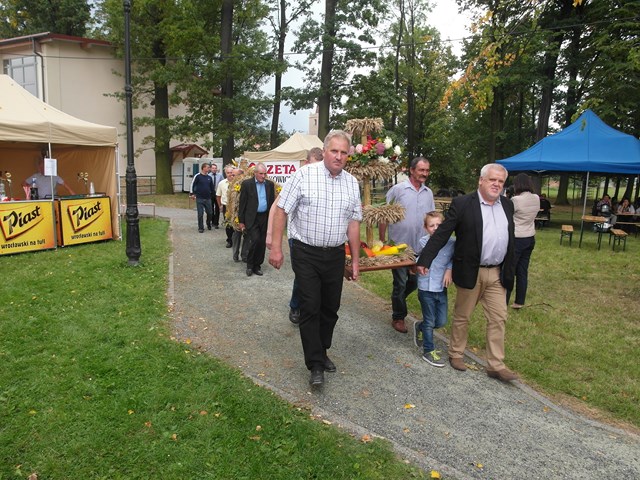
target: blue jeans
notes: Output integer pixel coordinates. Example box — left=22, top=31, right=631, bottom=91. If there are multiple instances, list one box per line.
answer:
left=506, top=236, right=535, bottom=305
left=418, top=289, right=448, bottom=353
left=391, top=267, right=417, bottom=320
left=195, top=197, right=212, bottom=230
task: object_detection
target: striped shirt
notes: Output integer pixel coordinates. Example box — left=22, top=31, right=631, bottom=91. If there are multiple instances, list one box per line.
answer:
left=278, top=162, right=362, bottom=248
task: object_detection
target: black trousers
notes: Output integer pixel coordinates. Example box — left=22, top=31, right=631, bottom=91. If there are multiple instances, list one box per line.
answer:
left=222, top=205, right=233, bottom=243
left=291, top=240, right=345, bottom=370
left=245, top=212, right=268, bottom=270
left=211, top=194, right=221, bottom=226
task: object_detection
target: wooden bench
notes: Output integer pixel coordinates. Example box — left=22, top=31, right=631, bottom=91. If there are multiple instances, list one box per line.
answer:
left=609, top=228, right=628, bottom=251
left=560, top=225, right=573, bottom=246
left=535, top=215, right=549, bottom=229
left=613, top=222, right=640, bottom=237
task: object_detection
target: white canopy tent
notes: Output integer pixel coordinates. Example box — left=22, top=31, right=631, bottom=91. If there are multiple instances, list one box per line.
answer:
left=243, top=133, right=323, bottom=162
left=0, top=74, right=120, bottom=238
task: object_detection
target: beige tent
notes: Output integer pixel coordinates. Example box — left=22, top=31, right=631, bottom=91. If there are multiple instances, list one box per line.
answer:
left=243, top=132, right=323, bottom=161
left=0, top=74, right=120, bottom=238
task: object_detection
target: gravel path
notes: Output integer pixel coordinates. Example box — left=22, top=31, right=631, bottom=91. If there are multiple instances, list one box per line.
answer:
left=159, top=206, right=639, bottom=479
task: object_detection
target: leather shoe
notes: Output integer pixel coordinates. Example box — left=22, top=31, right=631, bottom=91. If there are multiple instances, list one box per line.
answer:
left=246, top=268, right=253, bottom=277
left=225, top=241, right=232, bottom=248
left=392, top=319, right=408, bottom=333
left=449, top=357, right=467, bottom=371
left=207, top=224, right=212, bottom=230
left=309, top=369, right=324, bottom=386
left=324, top=355, right=336, bottom=373
left=487, top=368, right=518, bottom=382
left=289, top=309, right=300, bottom=324
left=198, top=229, right=204, bottom=233
left=252, top=268, right=263, bottom=276
left=233, top=255, right=240, bottom=262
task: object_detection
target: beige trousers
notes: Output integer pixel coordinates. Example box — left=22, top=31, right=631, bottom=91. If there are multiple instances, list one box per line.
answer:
left=450, top=267, right=508, bottom=370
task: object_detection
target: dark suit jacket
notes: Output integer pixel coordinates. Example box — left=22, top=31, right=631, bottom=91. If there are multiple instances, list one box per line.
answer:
left=238, top=178, right=276, bottom=228
left=416, top=191, right=515, bottom=290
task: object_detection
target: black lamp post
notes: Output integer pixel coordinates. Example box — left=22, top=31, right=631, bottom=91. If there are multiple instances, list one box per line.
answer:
left=124, top=0, right=141, bottom=265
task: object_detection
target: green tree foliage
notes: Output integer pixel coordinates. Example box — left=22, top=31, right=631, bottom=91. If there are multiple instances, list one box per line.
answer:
left=97, top=0, right=277, bottom=191
left=288, top=0, right=388, bottom=137
left=0, top=0, right=91, bottom=37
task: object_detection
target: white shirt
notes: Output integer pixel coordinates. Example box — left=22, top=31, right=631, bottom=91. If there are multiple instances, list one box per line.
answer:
left=216, top=179, right=230, bottom=205
left=478, top=190, right=509, bottom=266
left=278, top=162, right=362, bottom=248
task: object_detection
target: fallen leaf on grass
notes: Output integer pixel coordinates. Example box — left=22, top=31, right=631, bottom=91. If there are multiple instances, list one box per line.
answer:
left=543, top=406, right=550, bottom=413
left=171, top=433, right=178, bottom=441
left=255, top=425, right=262, bottom=431
left=322, top=420, right=332, bottom=425
left=403, top=428, right=410, bottom=433
left=200, top=411, right=208, bottom=415
left=361, top=434, right=372, bottom=443
left=404, top=403, right=415, bottom=409
left=185, top=338, right=192, bottom=345
left=144, top=421, right=152, bottom=428
left=430, top=471, right=441, bottom=479
left=249, top=435, right=261, bottom=441
left=28, top=473, right=38, bottom=480
left=128, top=409, right=134, bottom=415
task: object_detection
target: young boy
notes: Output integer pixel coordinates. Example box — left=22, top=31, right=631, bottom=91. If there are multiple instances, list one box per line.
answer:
left=413, top=211, right=455, bottom=367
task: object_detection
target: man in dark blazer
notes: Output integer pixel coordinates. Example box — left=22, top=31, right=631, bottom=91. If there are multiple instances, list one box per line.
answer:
left=238, top=162, right=276, bottom=277
left=416, top=163, right=518, bottom=382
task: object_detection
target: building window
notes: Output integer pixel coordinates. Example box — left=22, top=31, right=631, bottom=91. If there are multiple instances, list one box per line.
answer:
left=3, top=56, right=38, bottom=97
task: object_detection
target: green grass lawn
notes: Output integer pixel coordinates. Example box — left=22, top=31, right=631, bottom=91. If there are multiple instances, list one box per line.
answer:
left=360, top=207, right=640, bottom=428
left=0, top=220, right=422, bottom=479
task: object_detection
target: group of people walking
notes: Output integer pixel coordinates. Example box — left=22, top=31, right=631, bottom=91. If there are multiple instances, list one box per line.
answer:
left=192, top=131, right=540, bottom=388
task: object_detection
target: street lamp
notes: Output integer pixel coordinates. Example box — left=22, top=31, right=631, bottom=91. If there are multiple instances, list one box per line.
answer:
left=124, top=0, right=141, bottom=265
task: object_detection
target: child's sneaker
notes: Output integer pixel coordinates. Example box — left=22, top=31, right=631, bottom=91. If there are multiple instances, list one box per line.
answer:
left=413, top=321, right=423, bottom=348
left=422, top=350, right=445, bottom=368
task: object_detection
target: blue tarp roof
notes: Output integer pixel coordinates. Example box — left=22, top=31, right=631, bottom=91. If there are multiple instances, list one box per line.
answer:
left=497, top=109, right=640, bottom=175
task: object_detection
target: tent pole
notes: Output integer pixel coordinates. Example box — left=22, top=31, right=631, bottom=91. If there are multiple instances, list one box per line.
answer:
left=578, top=171, right=590, bottom=248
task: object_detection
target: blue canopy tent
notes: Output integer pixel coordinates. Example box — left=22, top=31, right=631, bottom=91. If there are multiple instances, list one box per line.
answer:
left=497, top=109, right=640, bottom=247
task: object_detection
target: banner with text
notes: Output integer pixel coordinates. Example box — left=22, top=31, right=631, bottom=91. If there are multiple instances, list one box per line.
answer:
left=59, top=196, right=113, bottom=246
left=0, top=201, right=57, bottom=255
left=247, top=161, right=300, bottom=185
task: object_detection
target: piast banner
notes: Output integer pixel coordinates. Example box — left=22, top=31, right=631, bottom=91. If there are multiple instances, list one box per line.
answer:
left=59, top=196, right=113, bottom=246
left=0, top=201, right=57, bottom=255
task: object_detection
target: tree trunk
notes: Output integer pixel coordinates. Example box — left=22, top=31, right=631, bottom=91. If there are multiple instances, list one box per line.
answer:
left=317, top=0, right=336, bottom=139
left=151, top=35, right=173, bottom=194
left=220, top=0, right=234, bottom=166
left=270, top=0, right=286, bottom=149
left=154, top=82, right=173, bottom=194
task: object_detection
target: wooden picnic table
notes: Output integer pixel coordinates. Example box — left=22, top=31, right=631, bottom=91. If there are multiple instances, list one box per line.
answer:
left=579, top=215, right=607, bottom=249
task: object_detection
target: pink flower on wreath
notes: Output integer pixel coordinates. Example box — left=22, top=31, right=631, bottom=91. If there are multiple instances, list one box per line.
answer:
left=355, top=144, right=363, bottom=154
left=375, top=142, right=386, bottom=155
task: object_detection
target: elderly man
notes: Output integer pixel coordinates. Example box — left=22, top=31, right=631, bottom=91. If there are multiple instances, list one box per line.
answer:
left=416, top=163, right=518, bottom=382
left=238, top=163, right=276, bottom=276
left=216, top=166, right=235, bottom=247
left=379, top=157, right=435, bottom=333
left=269, top=130, right=362, bottom=387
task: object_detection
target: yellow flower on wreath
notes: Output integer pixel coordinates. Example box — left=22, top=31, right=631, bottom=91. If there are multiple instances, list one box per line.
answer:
left=234, top=216, right=240, bottom=224
left=276, top=185, right=282, bottom=195
left=234, top=184, right=241, bottom=191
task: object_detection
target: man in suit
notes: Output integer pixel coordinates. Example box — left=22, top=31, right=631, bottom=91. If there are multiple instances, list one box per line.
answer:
left=238, top=162, right=276, bottom=277
left=208, top=163, right=224, bottom=229
left=416, top=163, right=518, bottom=382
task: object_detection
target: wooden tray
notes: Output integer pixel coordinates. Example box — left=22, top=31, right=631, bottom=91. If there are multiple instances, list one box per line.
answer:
left=344, top=259, right=415, bottom=278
